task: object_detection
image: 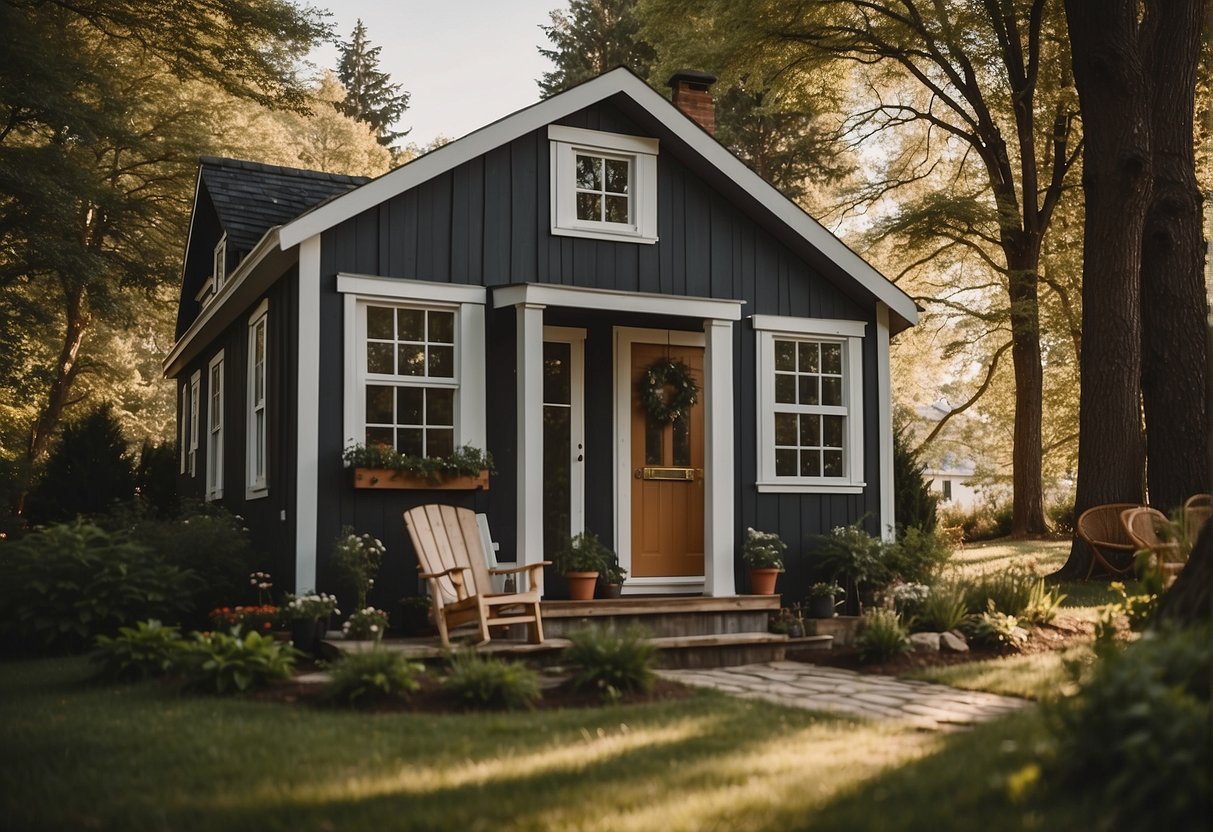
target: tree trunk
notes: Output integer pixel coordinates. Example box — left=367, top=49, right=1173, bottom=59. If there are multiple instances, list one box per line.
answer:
left=1155, top=518, right=1211, bottom=626
left=25, top=283, right=88, bottom=466
left=1008, top=257, right=1048, bottom=535
left=1138, top=0, right=1209, bottom=515
left=1055, top=0, right=1149, bottom=579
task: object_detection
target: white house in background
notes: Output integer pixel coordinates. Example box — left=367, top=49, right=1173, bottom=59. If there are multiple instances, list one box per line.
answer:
left=923, top=456, right=984, bottom=511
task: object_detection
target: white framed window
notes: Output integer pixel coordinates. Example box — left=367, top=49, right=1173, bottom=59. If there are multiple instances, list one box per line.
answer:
left=549, top=125, right=658, bottom=244
left=213, top=233, right=228, bottom=291
left=942, top=480, right=952, bottom=501
left=179, top=381, right=190, bottom=474
left=753, top=315, right=866, bottom=494
left=188, top=370, right=201, bottom=478
left=340, top=274, right=486, bottom=456
left=206, top=351, right=224, bottom=500
left=246, top=300, right=269, bottom=498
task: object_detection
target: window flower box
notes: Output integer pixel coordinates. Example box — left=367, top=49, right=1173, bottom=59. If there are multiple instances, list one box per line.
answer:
left=353, top=467, right=490, bottom=490
left=344, top=443, right=494, bottom=491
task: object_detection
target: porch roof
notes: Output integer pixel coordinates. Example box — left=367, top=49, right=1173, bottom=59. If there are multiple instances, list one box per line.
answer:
left=491, top=282, right=744, bottom=321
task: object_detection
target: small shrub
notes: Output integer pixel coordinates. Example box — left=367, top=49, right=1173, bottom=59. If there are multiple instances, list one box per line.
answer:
left=332, top=527, right=385, bottom=609
left=1044, top=625, right=1211, bottom=830
left=857, top=609, right=911, bottom=662
left=324, top=648, right=423, bottom=706
left=342, top=607, right=390, bottom=640
left=812, top=522, right=889, bottom=612
left=884, top=526, right=953, bottom=585
left=892, top=422, right=938, bottom=533
left=1022, top=575, right=1066, bottom=624
left=564, top=625, right=656, bottom=700
left=442, top=651, right=540, bottom=710
left=91, top=620, right=186, bottom=681
left=887, top=582, right=931, bottom=620
left=913, top=581, right=969, bottom=633
left=938, top=502, right=1013, bottom=542
left=24, top=404, right=136, bottom=525
left=1103, top=580, right=1158, bottom=632
left=179, top=629, right=296, bottom=694
left=1046, top=496, right=1075, bottom=535
left=962, top=601, right=1028, bottom=649
left=959, top=561, right=1045, bottom=617
left=209, top=604, right=282, bottom=636
left=0, top=520, right=199, bottom=653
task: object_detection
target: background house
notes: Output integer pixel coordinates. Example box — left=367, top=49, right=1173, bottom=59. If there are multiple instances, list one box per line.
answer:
left=165, top=68, right=917, bottom=609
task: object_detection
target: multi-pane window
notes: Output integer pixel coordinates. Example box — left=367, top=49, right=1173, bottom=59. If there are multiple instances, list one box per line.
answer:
left=206, top=353, right=224, bottom=500
left=772, top=339, right=846, bottom=478
left=575, top=153, right=630, bottom=225
left=188, top=370, right=200, bottom=478
left=362, top=304, right=456, bottom=458
left=213, top=233, right=227, bottom=291
left=247, top=306, right=268, bottom=495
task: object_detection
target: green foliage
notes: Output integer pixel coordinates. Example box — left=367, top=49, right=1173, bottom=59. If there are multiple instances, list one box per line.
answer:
left=332, top=527, right=386, bottom=609
left=342, top=443, right=495, bottom=479
left=741, top=527, right=787, bottom=569
left=134, top=439, right=178, bottom=518
left=342, top=607, right=389, bottom=640
left=553, top=530, right=613, bottom=573
left=1045, top=626, right=1211, bottom=830
left=808, top=582, right=842, bottom=599
left=962, top=601, right=1028, bottom=649
left=324, top=648, right=423, bottom=706
left=857, top=609, right=912, bottom=662
left=91, top=620, right=186, bottom=681
left=893, top=423, right=938, bottom=533
left=1103, top=580, right=1159, bottom=633
left=179, top=629, right=296, bottom=695
left=442, top=652, right=541, bottom=710
left=538, top=0, right=657, bottom=97
left=0, top=520, right=198, bottom=653
left=124, top=502, right=257, bottom=628
left=25, top=405, right=136, bottom=525
left=811, top=522, right=888, bottom=611
left=913, top=581, right=969, bottom=633
left=1045, top=496, right=1075, bottom=535
left=959, top=562, right=1062, bottom=621
left=564, top=625, right=656, bottom=700
left=939, top=503, right=1014, bottom=542
left=884, top=526, right=953, bottom=585
left=335, top=19, right=410, bottom=148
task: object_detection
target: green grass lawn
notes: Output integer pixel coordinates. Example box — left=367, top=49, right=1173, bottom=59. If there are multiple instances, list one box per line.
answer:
left=902, top=646, right=1094, bottom=700
left=1, top=656, right=1099, bottom=832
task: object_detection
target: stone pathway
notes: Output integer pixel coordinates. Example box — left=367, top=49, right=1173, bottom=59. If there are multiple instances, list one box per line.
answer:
left=656, top=661, right=1029, bottom=731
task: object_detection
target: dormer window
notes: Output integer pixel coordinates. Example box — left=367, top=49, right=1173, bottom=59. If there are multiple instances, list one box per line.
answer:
left=213, top=233, right=227, bottom=291
left=549, top=125, right=657, bottom=244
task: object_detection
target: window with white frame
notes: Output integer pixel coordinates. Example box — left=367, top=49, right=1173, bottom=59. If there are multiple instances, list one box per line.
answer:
left=213, top=233, right=227, bottom=291
left=206, top=351, right=224, bottom=500
left=754, top=315, right=866, bottom=493
left=549, top=125, right=658, bottom=244
left=179, top=381, right=190, bottom=474
left=246, top=302, right=268, bottom=496
left=188, top=370, right=201, bottom=478
left=340, top=275, right=486, bottom=458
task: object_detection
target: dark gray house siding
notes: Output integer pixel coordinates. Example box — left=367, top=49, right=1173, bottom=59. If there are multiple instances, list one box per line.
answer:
left=309, top=99, right=882, bottom=607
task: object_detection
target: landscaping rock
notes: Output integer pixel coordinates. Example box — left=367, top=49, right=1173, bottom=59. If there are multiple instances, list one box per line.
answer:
left=940, top=631, right=969, bottom=653
left=910, top=632, right=941, bottom=651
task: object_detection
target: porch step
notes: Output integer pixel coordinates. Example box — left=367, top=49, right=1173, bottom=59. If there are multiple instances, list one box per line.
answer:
left=540, top=595, right=781, bottom=640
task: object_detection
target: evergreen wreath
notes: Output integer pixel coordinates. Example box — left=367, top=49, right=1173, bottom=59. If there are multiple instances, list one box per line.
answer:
left=639, top=358, right=699, bottom=424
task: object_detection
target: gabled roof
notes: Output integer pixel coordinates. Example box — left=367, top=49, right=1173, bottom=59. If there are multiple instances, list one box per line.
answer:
left=277, top=67, right=918, bottom=331
left=199, top=157, right=369, bottom=252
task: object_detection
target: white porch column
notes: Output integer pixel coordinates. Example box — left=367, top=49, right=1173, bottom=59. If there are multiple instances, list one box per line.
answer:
left=703, top=318, right=736, bottom=596
left=876, top=303, right=895, bottom=542
left=294, top=235, right=321, bottom=594
left=516, top=302, right=546, bottom=593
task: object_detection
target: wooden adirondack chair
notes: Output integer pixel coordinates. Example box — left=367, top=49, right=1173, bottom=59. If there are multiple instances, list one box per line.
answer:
left=404, top=504, right=549, bottom=647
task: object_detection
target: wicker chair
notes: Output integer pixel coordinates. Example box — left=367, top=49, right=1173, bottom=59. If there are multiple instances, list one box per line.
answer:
left=1183, top=493, right=1211, bottom=543
left=1121, top=507, right=1184, bottom=587
left=1076, top=503, right=1143, bottom=578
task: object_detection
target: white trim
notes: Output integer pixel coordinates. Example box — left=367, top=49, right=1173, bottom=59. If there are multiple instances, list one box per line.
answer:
left=188, top=370, right=200, bottom=478
left=751, top=314, right=866, bottom=338
left=179, top=383, right=189, bottom=474
left=336, top=273, right=487, bottom=306
left=493, top=282, right=743, bottom=321
left=295, top=235, right=321, bottom=595
left=246, top=299, right=269, bottom=499
left=703, top=319, right=736, bottom=597
left=276, top=68, right=916, bottom=329
left=549, top=126, right=658, bottom=244
left=876, top=303, right=895, bottom=541
left=755, top=319, right=866, bottom=493
left=194, top=277, right=214, bottom=304
left=213, top=232, right=228, bottom=292
left=543, top=325, right=587, bottom=545
left=517, top=303, right=545, bottom=593
left=613, top=327, right=706, bottom=593
left=205, top=350, right=225, bottom=501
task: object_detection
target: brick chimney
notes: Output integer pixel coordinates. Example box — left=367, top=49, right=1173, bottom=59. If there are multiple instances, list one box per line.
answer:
left=667, top=70, right=718, bottom=135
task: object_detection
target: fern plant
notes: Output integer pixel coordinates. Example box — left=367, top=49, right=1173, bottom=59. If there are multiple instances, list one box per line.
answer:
left=564, top=625, right=656, bottom=700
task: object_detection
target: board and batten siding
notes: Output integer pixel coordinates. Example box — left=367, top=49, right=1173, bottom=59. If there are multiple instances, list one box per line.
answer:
left=313, top=99, right=884, bottom=604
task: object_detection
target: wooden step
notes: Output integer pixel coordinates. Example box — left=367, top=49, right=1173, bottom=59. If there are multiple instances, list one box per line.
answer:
left=540, top=596, right=780, bottom=640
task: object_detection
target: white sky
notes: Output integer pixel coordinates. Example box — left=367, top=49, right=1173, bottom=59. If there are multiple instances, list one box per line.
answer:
left=309, top=0, right=563, bottom=147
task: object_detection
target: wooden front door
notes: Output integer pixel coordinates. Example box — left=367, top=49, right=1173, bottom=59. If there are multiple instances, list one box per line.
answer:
left=629, top=341, right=705, bottom=578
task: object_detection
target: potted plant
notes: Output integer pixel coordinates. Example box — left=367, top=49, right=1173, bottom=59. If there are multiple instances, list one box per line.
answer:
left=282, top=591, right=340, bottom=652
left=554, top=531, right=611, bottom=601
left=806, top=582, right=842, bottom=619
left=602, top=559, right=628, bottom=599
left=343, top=443, right=494, bottom=490
left=343, top=607, right=390, bottom=642
left=332, top=528, right=386, bottom=610
left=742, top=527, right=786, bottom=595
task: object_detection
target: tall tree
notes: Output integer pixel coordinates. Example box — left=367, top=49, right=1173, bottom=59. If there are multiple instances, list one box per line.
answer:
left=335, top=19, right=410, bottom=149
left=643, top=0, right=1082, bottom=535
left=0, top=0, right=328, bottom=513
left=1056, top=0, right=1209, bottom=578
left=539, top=0, right=658, bottom=97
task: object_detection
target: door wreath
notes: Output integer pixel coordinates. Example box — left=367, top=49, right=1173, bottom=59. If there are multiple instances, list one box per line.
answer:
left=639, top=357, right=699, bottom=424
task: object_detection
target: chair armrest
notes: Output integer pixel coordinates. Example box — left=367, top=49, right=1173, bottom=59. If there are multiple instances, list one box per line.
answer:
left=489, top=561, right=552, bottom=575
left=418, top=565, right=472, bottom=580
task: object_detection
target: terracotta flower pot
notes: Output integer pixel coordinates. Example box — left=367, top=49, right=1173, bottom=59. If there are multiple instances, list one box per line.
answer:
left=748, top=567, right=782, bottom=595
left=565, top=571, right=600, bottom=601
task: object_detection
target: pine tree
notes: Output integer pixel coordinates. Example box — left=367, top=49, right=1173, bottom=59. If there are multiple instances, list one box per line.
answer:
left=893, top=423, right=938, bottom=534
left=336, top=20, right=410, bottom=149
left=538, top=0, right=656, bottom=97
